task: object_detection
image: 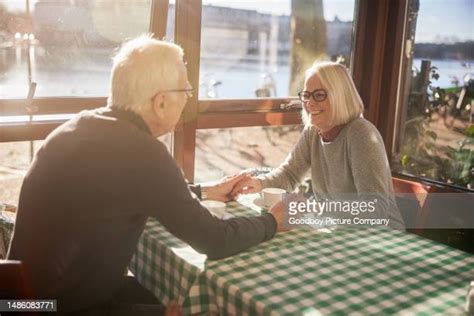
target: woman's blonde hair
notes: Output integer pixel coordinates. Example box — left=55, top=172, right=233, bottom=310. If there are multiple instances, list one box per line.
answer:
left=108, top=34, right=184, bottom=112
left=301, top=61, right=364, bottom=126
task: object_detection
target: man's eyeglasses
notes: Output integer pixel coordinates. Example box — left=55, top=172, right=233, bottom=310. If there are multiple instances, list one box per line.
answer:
left=298, top=89, right=327, bottom=103
left=159, top=88, right=194, bottom=98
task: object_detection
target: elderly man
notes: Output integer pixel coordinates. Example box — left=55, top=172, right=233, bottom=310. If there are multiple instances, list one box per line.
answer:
left=7, top=35, right=283, bottom=315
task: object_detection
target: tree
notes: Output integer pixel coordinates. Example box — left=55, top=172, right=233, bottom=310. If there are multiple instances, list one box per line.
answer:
left=289, top=0, right=327, bottom=95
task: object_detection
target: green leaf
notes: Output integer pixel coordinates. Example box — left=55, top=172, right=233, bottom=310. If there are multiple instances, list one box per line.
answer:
left=401, top=154, right=409, bottom=167
left=465, top=125, right=474, bottom=138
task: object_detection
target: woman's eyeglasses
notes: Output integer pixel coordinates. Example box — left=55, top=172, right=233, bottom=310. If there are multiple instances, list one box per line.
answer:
left=298, top=89, right=327, bottom=103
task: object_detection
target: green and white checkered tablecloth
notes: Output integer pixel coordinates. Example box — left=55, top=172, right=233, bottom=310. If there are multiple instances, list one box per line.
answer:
left=129, top=198, right=473, bottom=315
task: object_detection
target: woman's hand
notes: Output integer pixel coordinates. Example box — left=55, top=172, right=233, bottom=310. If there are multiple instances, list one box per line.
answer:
left=201, top=173, right=251, bottom=202
left=269, top=200, right=290, bottom=232
left=231, top=176, right=263, bottom=196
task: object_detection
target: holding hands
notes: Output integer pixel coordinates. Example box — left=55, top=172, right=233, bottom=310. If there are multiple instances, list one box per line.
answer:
left=230, top=176, right=263, bottom=196
left=202, top=172, right=288, bottom=232
left=203, top=171, right=264, bottom=201
left=201, top=173, right=252, bottom=202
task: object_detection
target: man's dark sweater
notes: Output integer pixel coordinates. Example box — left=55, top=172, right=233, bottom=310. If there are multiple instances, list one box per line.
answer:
left=7, top=107, right=276, bottom=312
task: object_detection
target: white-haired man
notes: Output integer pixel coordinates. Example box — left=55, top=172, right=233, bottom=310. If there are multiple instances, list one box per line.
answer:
left=8, top=35, right=284, bottom=315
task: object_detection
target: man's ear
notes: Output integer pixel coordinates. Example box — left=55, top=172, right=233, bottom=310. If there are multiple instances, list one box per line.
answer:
left=151, top=93, right=166, bottom=120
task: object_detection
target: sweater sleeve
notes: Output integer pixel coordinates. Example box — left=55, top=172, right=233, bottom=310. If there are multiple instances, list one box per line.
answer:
left=141, top=142, right=277, bottom=260
left=347, top=121, right=404, bottom=228
left=258, top=126, right=312, bottom=192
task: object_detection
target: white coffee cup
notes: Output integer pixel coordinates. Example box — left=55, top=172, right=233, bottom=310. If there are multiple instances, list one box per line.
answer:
left=201, top=200, right=226, bottom=218
left=262, top=188, right=286, bottom=208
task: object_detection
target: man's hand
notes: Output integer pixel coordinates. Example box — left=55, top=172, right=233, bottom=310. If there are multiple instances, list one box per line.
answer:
left=269, top=200, right=290, bottom=232
left=230, top=176, right=263, bottom=196
left=201, top=173, right=251, bottom=202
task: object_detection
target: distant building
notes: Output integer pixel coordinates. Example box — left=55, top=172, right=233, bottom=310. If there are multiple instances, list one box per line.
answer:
left=326, top=15, right=353, bottom=57
left=33, top=1, right=353, bottom=61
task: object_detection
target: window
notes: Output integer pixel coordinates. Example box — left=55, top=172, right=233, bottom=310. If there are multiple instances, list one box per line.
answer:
left=195, top=125, right=302, bottom=182
left=0, top=0, right=151, bottom=98
left=1, top=1, right=360, bottom=186
left=0, top=140, right=43, bottom=205
left=0, top=0, right=30, bottom=98
left=0, top=0, right=165, bottom=206
left=177, top=0, right=358, bottom=181
left=393, top=0, right=474, bottom=189
left=198, top=0, right=356, bottom=99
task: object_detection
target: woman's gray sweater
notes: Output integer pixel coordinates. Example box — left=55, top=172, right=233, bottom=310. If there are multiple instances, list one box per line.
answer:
left=259, top=117, right=405, bottom=229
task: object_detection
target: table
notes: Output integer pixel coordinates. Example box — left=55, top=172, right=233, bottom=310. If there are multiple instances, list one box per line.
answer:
left=129, top=197, right=473, bottom=315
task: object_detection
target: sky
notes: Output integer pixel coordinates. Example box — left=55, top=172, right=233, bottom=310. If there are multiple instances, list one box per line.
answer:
left=2, top=0, right=473, bottom=43
left=414, top=0, right=474, bottom=43
left=202, top=0, right=474, bottom=43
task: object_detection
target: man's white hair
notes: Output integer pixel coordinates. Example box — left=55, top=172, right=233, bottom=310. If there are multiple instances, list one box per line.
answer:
left=302, top=61, right=364, bottom=126
left=108, top=34, right=184, bottom=112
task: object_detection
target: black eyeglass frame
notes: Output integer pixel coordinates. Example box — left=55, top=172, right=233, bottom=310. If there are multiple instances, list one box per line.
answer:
left=298, top=89, right=328, bottom=103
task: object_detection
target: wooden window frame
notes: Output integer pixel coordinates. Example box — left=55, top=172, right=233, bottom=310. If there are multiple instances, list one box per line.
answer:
left=173, top=0, right=363, bottom=181
left=352, top=0, right=408, bottom=155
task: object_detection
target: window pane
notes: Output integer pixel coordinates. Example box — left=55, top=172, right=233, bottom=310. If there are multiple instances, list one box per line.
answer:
left=199, top=0, right=356, bottom=99
left=195, top=125, right=303, bottom=182
left=0, top=141, right=43, bottom=206
left=0, top=0, right=151, bottom=98
left=393, top=0, right=474, bottom=189
left=166, top=2, right=176, bottom=41
left=0, top=1, right=30, bottom=98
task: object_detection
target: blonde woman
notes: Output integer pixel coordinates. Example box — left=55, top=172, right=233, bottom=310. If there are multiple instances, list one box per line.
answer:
left=233, top=61, right=404, bottom=229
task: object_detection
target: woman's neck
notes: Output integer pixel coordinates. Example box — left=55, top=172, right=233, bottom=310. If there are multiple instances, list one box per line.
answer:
left=318, top=124, right=345, bottom=142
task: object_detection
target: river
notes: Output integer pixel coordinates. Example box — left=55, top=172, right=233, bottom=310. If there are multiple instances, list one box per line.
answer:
left=0, top=45, right=472, bottom=102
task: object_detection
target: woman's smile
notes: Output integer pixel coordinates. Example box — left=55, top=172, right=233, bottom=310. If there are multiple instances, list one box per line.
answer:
left=310, top=109, right=324, bottom=115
